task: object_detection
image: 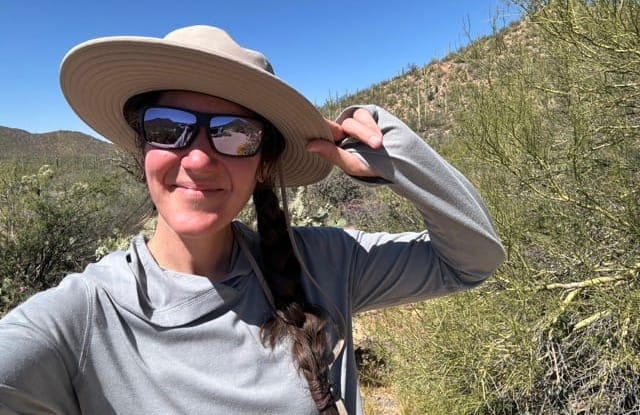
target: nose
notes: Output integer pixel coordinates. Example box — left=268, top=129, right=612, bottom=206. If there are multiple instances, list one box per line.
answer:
left=180, top=127, right=219, bottom=170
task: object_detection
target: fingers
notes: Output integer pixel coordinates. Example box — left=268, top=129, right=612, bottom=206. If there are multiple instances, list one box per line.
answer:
left=305, top=139, right=377, bottom=177
left=325, top=119, right=346, bottom=142
left=305, top=107, right=383, bottom=177
left=341, top=108, right=383, bottom=149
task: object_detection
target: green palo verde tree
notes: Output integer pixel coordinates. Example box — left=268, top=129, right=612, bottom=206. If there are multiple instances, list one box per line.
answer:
left=352, top=1, right=639, bottom=414
left=435, top=0, right=639, bottom=413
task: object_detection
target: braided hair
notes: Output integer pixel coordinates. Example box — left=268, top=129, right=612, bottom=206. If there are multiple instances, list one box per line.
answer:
left=254, top=124, right=340, bottom=414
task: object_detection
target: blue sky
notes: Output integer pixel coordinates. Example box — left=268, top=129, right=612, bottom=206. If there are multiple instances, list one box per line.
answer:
left=0, top=1, right=520, bottom=140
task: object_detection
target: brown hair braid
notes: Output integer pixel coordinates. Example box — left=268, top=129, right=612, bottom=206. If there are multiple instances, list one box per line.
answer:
left=254, top=125, right=340, bottom=414
left=253, top=184, right=338, bottom=414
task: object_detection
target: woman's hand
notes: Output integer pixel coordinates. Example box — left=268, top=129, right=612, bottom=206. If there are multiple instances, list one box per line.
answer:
left=306, top=108, right=383, bottom=177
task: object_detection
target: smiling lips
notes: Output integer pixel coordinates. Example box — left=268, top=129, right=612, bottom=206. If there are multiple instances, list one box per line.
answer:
left=172, top=183, right=226, bottom=197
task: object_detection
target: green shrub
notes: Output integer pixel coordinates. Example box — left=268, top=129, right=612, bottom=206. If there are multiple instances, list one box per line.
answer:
left=0, top=163, right=148, bottom=315
left=351, top=1, right=639, bottom=413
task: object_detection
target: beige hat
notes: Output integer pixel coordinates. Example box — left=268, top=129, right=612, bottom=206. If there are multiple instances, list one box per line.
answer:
left=60, top=25, right=334, bottom=186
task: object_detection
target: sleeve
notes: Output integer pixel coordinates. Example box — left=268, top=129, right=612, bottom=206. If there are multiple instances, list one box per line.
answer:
left=0, top=275, right=89, bottom=415
left=334, top=105, right=505, bottom=312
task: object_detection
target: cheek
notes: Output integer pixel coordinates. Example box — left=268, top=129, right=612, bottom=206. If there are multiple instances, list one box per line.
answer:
left=144, top=148, right=176, bottom=174
left=143, top=149, right=179, bottom=196
left=233, top=162, right=260, bottom=194
left=229, top=156, right=262, bottom=183
left=143, top=146, right=156, bottom=176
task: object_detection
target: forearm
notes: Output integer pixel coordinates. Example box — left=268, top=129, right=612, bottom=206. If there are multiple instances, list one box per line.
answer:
left=337, top=105, right=505, bottom=280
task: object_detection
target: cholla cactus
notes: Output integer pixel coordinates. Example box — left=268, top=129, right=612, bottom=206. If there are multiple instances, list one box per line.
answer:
left=288, top=187, right=345, bottom=227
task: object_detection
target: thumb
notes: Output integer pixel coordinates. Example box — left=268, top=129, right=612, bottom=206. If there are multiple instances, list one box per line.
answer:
left=306, top=139, right=341, bottom=164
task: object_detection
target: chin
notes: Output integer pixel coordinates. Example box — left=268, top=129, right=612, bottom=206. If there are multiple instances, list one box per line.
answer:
left=164, top=212, right=232, bottom=239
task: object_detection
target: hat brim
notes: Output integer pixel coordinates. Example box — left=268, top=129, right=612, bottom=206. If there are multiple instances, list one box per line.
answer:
left=60, top=35, right=334, bottom=187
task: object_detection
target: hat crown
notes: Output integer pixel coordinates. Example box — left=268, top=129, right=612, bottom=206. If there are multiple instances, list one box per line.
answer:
left=165, top=25, right=274, bottom=74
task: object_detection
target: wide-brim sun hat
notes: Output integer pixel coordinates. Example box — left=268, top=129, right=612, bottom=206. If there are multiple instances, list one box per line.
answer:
left=60, top=25, right=334, bottom=187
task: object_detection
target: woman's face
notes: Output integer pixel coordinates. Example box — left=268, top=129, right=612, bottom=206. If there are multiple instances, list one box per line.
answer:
left=144, top=91, right=262, bottom=240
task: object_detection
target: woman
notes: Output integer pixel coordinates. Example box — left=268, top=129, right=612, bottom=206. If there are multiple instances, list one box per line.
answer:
left=0, top=25, right=504, bottom=414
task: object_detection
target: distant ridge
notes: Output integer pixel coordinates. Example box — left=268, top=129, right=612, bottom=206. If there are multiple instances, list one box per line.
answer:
left=0, top=126, right=115, bottom=160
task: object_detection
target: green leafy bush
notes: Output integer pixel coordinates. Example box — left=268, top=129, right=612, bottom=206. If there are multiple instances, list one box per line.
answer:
left=360, top=1, right=640, bottom=413
left=0, top=163, right=148, bottom=315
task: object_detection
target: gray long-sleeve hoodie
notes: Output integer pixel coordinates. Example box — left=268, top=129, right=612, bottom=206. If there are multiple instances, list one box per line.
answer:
left=0, top=106, right=505, bottom=415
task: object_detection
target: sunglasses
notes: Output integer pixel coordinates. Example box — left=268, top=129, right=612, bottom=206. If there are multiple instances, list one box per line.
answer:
left=140, top=106, right=264, bottom=157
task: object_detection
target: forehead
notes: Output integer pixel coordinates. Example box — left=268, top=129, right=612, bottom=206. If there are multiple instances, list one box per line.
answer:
left=156, top=90, right=256, bottom=116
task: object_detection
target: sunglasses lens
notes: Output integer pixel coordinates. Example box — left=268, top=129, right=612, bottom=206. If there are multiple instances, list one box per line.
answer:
left=143, top=107, right=196, bottom=148
left=210, top=116, right=263, bottom=156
